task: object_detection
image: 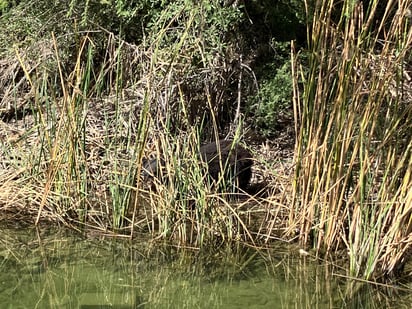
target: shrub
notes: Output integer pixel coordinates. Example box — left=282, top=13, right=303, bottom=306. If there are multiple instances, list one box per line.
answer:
left=247, top=44, right=293, bottom=137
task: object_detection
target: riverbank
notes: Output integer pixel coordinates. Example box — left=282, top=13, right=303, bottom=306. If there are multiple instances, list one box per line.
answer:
left=0, top=0, right=411, bottom=283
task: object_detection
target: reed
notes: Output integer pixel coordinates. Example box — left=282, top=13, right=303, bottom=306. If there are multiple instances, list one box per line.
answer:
left=132, top=130, right=256, bottom=246
left=0, top=2, right=288, bottom=250
left=291, top=0, right=412, bottom=279
left=2, top=0, right=409, bottom=282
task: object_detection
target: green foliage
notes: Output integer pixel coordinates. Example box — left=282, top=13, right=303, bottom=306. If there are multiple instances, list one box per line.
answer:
left=1, top=0, right=304, bottom=137
left=147, top=1, right=241, bottom=49
left=0, top=0, right=17, bottom=13
left=0, top=0, right=7, bottom=11
left=239, top=1, right=305, bottom=137
left=247, top=42, right=293, bottom=137
left=0, top=2, right=42, bottom=49
left=65, top=0, right=243, bottom=46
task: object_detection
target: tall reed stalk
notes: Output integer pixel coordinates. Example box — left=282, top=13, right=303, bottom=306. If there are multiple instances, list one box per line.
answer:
left=1, top=2, right=282, bottom=250
left=33, top=34, right=93, bottom=226
left=8, top=30, right=149, bottom=229
left=292, top=0, right=412, bottom=279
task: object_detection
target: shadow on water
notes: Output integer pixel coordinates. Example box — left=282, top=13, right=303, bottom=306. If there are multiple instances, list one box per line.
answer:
left=0, top=224, right=411, bottom=309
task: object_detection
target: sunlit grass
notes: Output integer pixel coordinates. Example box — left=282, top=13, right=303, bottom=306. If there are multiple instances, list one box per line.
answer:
left=0, top=3, right=286, bottom=249
left=291, top=0, right=412, bottom=279
left=1, top=0, right=411, bottom=283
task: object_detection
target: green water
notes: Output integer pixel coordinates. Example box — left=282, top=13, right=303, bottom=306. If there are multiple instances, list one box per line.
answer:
left=0, top=225, right=410, bottom=309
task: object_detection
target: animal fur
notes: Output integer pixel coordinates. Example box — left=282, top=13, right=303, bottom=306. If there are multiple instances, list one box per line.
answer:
left=141, top=140, right=252, bottom=191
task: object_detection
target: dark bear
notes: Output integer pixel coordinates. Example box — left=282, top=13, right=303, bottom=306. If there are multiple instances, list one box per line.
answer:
left=199, top=140, right=252, bottom=191
left=141, top=140, right=252, bottom=191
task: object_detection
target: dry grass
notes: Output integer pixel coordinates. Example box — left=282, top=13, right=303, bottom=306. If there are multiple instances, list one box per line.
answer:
left=0, top=0, right=411, bottom=282
left=291, top=0, right=412, bottom=279
left=0, top=20, right=290, bottom=249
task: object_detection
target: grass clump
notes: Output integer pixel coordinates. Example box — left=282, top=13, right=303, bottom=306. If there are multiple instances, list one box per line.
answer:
left=0, top=0, right=284, bottom=247
left=291, top=0, right=412, bottom=280
left=0, top=0, right=411, bottom=284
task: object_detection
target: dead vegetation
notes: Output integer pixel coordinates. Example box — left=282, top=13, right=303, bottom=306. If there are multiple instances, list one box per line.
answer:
left=0, top=0, right=411, bottom=282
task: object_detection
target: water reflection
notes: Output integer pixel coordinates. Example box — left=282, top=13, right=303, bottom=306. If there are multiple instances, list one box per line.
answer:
left=0, top=225, right=410, bottom=308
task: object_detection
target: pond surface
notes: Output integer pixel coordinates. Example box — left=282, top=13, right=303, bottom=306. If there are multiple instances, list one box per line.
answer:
left=0, top=224, right=410, bottom=309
